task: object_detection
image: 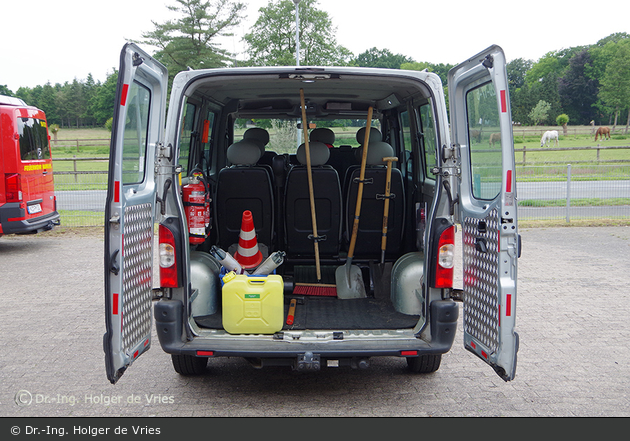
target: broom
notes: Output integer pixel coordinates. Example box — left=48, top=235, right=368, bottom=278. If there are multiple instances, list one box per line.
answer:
left=292, top=88, right=337, bottom=297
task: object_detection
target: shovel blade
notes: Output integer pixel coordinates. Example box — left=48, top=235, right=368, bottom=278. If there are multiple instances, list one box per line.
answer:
left=371, top=261, right=393, bottom=300
left=335, top=264, right=366, bottom=299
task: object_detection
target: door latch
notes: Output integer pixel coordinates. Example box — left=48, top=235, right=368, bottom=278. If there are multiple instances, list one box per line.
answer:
left=109, top=212, right=120, bottom=230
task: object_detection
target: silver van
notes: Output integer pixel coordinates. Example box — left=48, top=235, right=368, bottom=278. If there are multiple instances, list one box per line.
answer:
left=104, top=43, right=520, bottom=384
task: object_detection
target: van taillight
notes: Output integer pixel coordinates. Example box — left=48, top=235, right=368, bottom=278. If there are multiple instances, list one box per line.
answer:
left=159, top=224, right=178, bottom=288
left=435, top=225, right=455, bottom=288
left=5, top=173, right=23, bottom=202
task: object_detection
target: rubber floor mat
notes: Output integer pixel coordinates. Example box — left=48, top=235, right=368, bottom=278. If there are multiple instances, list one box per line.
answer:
left=194, top=297, right=419, bottom=331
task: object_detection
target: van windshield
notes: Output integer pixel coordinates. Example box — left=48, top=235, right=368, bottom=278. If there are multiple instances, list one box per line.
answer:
left=18, top=118, right=50, bottom=161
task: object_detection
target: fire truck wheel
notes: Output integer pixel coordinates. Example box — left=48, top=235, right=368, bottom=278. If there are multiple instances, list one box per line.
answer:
left=171, top=354, right=208, bottom=376
left=406, top=354, right=441, bottom=374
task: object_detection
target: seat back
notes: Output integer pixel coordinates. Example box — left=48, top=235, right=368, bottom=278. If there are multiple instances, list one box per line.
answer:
left=215, top=139, right=274, bottom=250
left=309, top=127, right=335, bottom=148
left=284, top=141, right=342, bottom=257
left=344, top=141, right=405, bottom=259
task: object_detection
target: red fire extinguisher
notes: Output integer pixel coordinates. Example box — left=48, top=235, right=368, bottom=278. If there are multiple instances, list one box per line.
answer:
left=183, top=173, right=210, bottom=245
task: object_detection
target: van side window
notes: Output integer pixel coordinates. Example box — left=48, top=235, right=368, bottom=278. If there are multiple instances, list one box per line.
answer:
left=17, top=118, right=50, bottom=160
left=178, top=102, right=197, bottom=176
left=121, top=81, right=151, bottom=184
left=202, top=111, right=216, bottom=172
left=400, top=111, right=413, bottom=176
left=465, top=81, right=502, bottom=200
left=419, top=103, right=437, bottom=181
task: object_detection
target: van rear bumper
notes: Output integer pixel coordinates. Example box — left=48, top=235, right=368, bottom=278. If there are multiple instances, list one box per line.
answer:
left=155, top=299, right=459, bottom=360
left=0, top=203, right=60, bottom=235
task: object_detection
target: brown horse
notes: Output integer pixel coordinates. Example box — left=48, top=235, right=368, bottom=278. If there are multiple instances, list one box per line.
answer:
left=595, top=126, right=611, bottom=141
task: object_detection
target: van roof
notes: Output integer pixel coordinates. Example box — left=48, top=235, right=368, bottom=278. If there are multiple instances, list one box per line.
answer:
left=0, top=95, right=28, bottom=106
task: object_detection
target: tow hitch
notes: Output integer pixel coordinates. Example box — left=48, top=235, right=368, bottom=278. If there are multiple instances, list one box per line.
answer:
left=295, top=352, right=321, bottom=371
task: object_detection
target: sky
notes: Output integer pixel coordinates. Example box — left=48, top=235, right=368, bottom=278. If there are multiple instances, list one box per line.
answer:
left=1, top=0, right=628, bottom=92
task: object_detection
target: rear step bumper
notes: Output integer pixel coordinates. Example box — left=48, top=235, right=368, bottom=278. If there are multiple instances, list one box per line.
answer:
left=155, top=299, right=458, bottom=360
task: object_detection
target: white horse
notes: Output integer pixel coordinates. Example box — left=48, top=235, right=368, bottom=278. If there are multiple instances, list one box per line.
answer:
left=540, top=130, right=559, bottom=147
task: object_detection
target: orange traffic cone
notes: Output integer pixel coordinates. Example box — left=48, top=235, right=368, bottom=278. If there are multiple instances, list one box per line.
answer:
left=233, top=210, right=263, bottom=269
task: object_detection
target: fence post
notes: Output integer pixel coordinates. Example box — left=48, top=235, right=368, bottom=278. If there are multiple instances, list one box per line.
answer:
left=566, top=164, right=571, bottom=223
left=523, top=145, right=526, bottom=164
left=597, top=145, right=600, bottom=163
left=73, top=155, right=78, bottom=183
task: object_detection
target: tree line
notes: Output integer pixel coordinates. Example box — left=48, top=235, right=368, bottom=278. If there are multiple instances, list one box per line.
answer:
left=0, top=72, right=118, bottom=129
left=2, top=0, right=629, bottom=132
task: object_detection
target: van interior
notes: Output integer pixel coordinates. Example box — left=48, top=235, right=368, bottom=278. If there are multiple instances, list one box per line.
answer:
left=170, top=71, right=443, bottom=333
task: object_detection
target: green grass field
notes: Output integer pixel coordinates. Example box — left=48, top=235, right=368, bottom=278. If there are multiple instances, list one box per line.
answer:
left=50, top=126, right=630, bottom=188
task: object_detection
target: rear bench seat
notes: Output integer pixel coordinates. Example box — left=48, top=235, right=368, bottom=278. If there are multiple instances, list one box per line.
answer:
left=284, top=141, right=342, bottom=258
left=343, top=137, right=405, bottom=260
left=214, top=139, right=275, bottom=254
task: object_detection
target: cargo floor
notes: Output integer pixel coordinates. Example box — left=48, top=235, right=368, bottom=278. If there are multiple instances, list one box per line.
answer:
left=194, top=296, right=420, bottom=331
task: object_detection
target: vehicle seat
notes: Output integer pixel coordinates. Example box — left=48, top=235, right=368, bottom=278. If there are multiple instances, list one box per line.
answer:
left=309, top=127, right=335, bottom=148
left=243, top=127, right=276, bottom=168
left=344, top=140, right=405, bottom=259
left=214, top=139, right=274, bottom=252
left=284, top=141, right=342, bottom=257
left=342, top=127, right=383, bottom=196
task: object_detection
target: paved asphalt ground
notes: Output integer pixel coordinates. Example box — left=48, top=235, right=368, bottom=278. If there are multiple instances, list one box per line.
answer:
left=0, top=225, right=628, bottom=420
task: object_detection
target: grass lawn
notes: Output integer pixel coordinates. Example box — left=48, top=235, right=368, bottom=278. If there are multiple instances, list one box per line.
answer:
left=50, top=126, right=630, bottom=188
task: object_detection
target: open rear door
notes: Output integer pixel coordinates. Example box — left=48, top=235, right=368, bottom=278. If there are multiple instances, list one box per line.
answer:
left=103, top=43, right=168, bottom=384
left=448, top=46, right=520, bottom=381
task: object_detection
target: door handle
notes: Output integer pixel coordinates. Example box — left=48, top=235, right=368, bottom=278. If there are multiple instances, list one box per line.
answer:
left=110, top=249, right=120, bottom=275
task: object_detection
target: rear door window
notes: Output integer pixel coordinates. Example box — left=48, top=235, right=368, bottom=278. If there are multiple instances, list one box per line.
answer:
left=18, top=118, right=50, bottom=160
left=121, top=82, right=151, bottom=184
left=466, top=82, right=502, bottom=200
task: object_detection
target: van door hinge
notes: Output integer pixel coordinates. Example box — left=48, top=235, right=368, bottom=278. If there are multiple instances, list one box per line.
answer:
left=152, top=288, right=164, bottom=300
left=431, top=145, right=461, bottom=178
left=450, top=289, right=464, bottom=302
left=157, top=143, right=172, bottom=161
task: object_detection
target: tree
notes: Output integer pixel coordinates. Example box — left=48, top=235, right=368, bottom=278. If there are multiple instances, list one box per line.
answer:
left=92, top=70, right=119, bottom=127
left=39, top=83, right=59, bottom=125
left=598, top=41, right=630, bottom=133
left=353, top=48, right=413, bottom=69
left=507, top=58, right=532, bottom=96
left=243, top=0, right=352, bottom=66
left=556, top=114, right=569, bottom=136
left=400, top=61, right=454, bottom=85
left=137, top=0, right=246, bottom=80
left=558, top=49, right=599, bottom=125
left=0, top=85, right=13, bottom=96
left=529, top=100, right=551, bottom=126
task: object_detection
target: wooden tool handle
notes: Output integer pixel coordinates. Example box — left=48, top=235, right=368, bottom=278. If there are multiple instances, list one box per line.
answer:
left=381, top=157, right=398, bottom=259
left=347, top=106, right=374, bottom=260
left=299, top=88, right=321, bottom=281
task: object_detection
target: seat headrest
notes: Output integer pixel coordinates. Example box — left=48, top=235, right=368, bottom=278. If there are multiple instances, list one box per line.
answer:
left=243, top=128, right=270, bottom=155
left=355, top=141, right=395, bottom=165
left=310, top=128, right=335, bottom=145
left=296, top=141, right=330, bottom=166
left=227, top=139, right=262, bottom=166
left=356, top=127, right=382, bottom=144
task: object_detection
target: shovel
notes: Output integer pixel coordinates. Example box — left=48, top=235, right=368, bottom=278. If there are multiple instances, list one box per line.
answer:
left=372, top=156, right=398, bottom=299
left=336, top=107, right=373, bottom=299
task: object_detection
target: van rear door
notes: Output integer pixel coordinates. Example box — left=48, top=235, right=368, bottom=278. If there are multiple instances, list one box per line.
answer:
left=103, top=43, right=168, bottom=384
left=448, top=45, right=520, bottom=381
